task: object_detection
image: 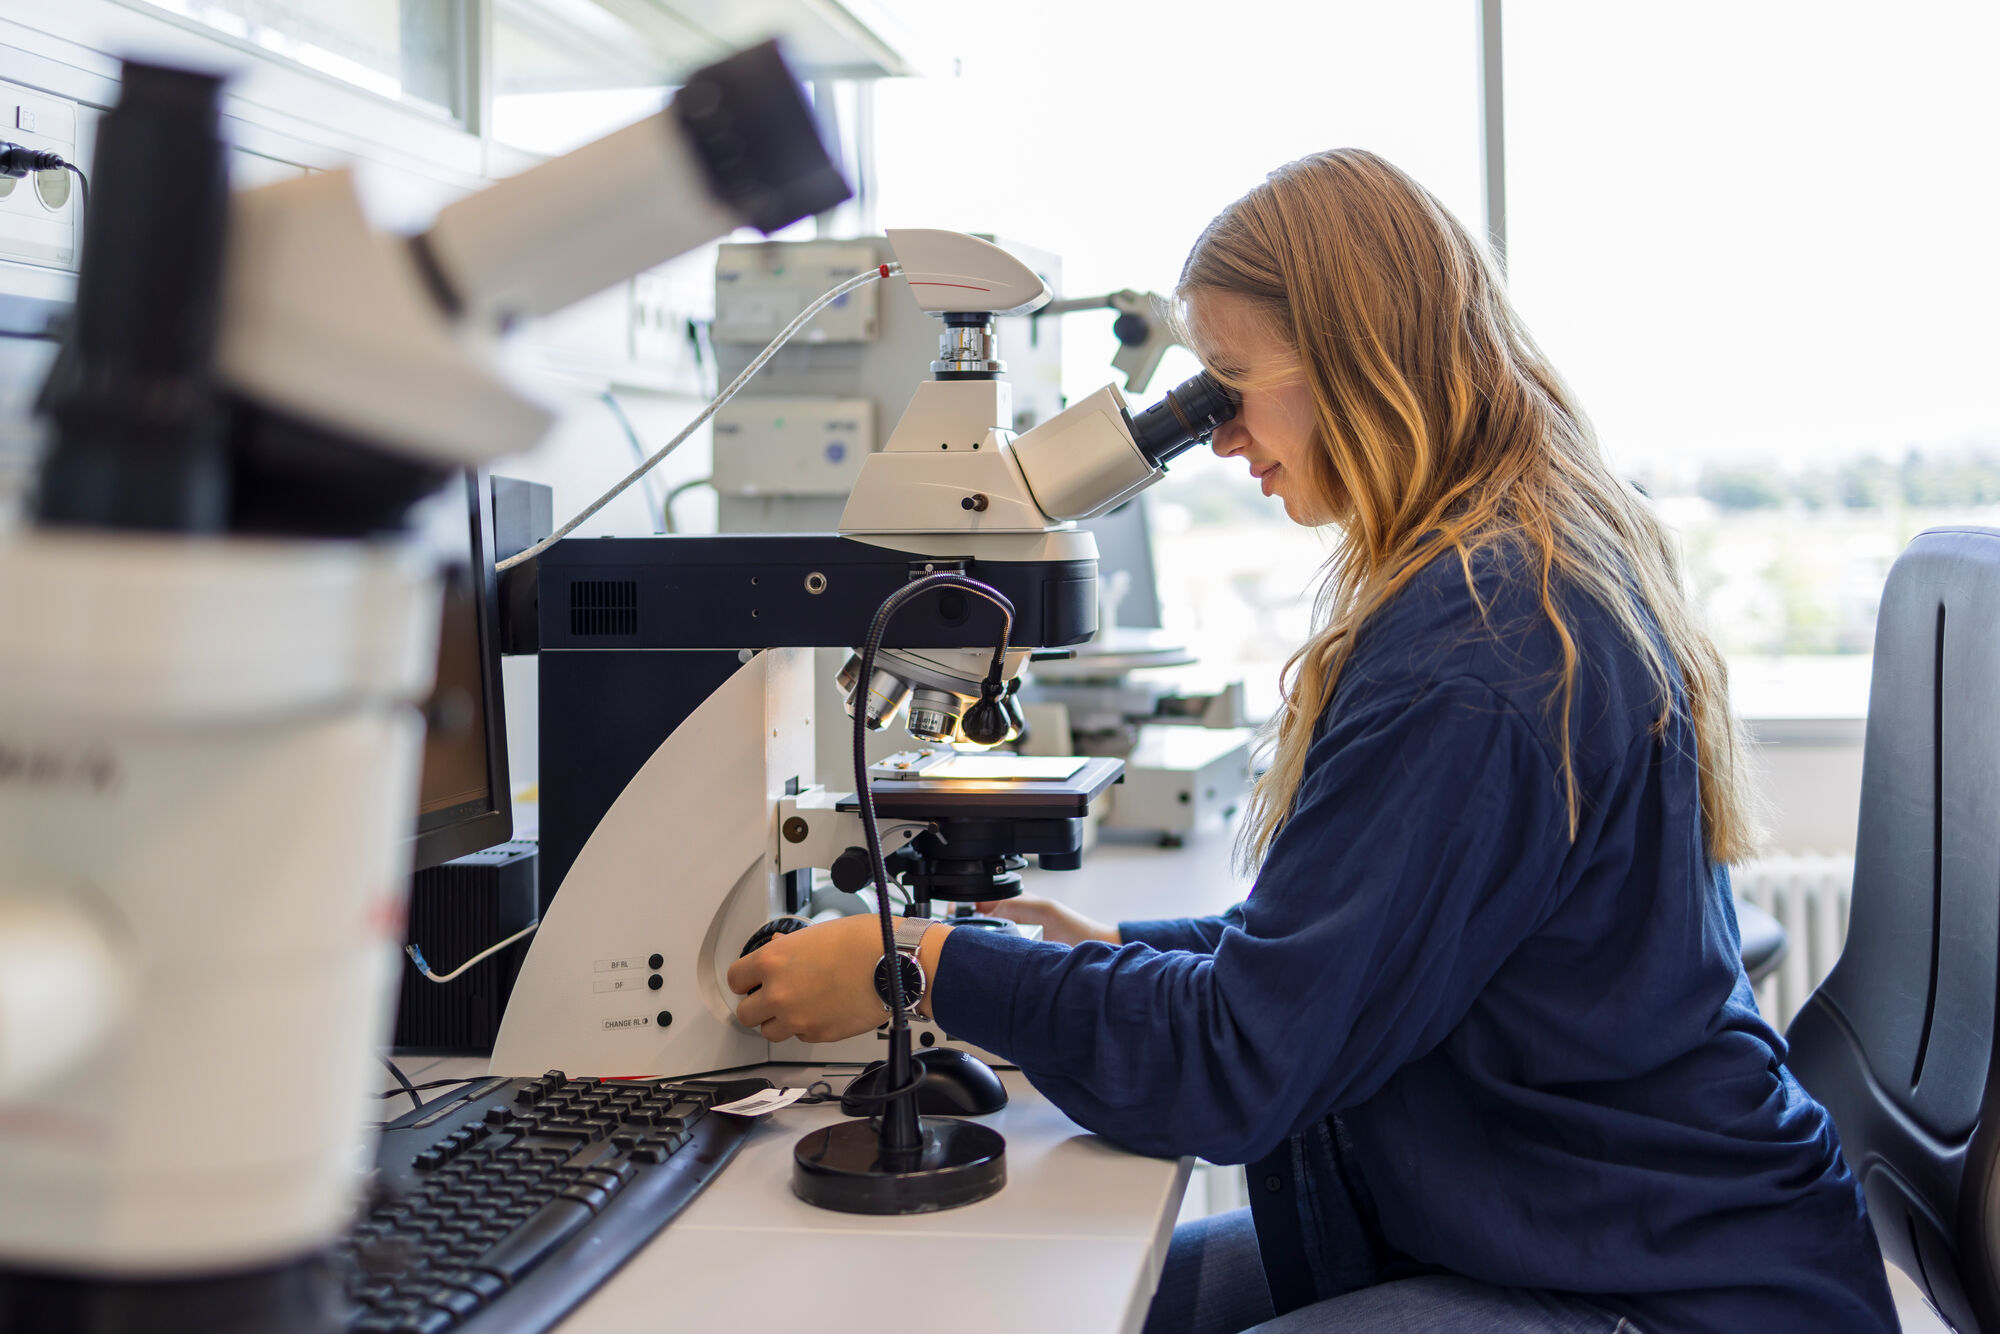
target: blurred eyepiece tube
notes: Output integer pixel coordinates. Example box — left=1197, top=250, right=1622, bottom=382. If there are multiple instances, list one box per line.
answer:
left=1127, top=370, right=1239, bottom=467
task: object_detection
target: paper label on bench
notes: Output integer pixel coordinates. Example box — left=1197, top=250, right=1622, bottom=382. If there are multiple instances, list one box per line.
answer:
left=711, top=1087, right=808, bottom=1116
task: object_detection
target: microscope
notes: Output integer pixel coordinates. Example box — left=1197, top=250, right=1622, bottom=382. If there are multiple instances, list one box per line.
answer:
left=488, top=229, right=1238, bottom=1082
left=0, top=44, right=847, bottom=1327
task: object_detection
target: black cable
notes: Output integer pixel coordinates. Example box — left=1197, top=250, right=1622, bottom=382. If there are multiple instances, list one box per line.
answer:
left=379, top=1055, right=423, bottom=1113
left=851, top=572, right=1015, bottom=1032
left=790, top=1079, right=842, bottom=1105
left=0, top=143, right=87, bottom=227
left=373, top=1076, right=487, bottom=1101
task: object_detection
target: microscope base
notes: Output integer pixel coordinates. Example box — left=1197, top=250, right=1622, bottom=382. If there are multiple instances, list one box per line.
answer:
left=791, top=1118, right=1006, bottom=1215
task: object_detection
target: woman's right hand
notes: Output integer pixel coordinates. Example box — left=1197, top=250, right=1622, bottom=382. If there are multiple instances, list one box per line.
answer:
left=974, top=894, right=1120, bottom=947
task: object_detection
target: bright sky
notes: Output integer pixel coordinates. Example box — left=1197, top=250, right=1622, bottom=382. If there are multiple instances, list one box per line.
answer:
left=869, top=0, right=1485, bottom=408
left=1505, top=1, right=2000, bottom=475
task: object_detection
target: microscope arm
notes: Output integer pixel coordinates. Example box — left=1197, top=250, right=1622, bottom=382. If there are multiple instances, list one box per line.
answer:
left=776, top=791, right=930, bottom=879
left=1033, top=290, right=1179, bottom=393
left=424, top=43, right=846, bottom=327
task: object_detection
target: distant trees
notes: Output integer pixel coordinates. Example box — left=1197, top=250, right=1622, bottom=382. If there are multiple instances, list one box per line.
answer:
left=1695, top=449, right=2000, bottom=512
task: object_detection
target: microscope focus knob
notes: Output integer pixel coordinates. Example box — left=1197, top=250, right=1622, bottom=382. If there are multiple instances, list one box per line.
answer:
left=741, top=916, right=810, bottom=956
left=830, top=846, right=874, bottom=894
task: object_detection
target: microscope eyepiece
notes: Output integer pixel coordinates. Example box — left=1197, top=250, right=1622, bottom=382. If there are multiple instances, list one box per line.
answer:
left=1126, top=370, right=1239, bottom=468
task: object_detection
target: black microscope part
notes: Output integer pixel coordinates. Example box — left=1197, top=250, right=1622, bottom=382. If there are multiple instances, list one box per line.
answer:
left=34, top=61, right=230, bottom=534
left=1127, top=368, right=1240, bottom=468
left=672, top=40, right=851, bottom=235
left=841, top=1048, right=1009, bottom=1119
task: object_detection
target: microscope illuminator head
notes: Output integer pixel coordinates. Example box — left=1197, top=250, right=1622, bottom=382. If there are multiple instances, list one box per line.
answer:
left=885, top=229, right=1052, bottom=317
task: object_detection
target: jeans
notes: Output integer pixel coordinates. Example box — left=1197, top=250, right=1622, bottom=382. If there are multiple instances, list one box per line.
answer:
left=1140, top=1209, right=1639, bottom=1334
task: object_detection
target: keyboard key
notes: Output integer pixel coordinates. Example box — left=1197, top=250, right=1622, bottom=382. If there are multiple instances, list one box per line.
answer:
left=388, top=1304, right=456, bottom=1334
left=559, top=1184, right=612, bottom=1213
left=473, top=1198, right=594, bottom=1282
left=423, top=1285, right=484, bottom=1319
left=530, top=1125, right=593, bottom=1144
left=577, top=1169, right=628, bottom=1198
left=436, top=1270, right=506, bottom=1302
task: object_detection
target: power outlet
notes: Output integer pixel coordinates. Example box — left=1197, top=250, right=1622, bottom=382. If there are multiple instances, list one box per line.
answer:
left=0, top=80, right=76, bottom=272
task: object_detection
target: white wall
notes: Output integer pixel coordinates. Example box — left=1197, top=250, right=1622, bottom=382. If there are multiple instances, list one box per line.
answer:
left=1747, top=721, right=1866, bottom=855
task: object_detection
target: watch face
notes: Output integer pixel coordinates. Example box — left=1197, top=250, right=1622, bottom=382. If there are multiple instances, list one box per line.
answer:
left=874, top=952, right=925, bottom=1009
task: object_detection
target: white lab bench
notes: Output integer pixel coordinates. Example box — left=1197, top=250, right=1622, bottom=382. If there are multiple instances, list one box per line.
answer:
left=382, top=1058, right=1190, bottom=1334
left=384, top=829, right=1248, bottom=1333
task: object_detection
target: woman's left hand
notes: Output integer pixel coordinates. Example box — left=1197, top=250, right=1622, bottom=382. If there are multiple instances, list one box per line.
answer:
left=727, top=914, right=894, bottom=1044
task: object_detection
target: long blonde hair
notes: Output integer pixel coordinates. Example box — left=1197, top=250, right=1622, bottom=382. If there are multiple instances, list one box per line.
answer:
left=1179, top=150, right=1760, bottom=870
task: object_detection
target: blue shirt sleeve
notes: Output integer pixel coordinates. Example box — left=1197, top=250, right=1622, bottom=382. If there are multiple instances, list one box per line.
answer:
left=1118, top=904, right=1246, bottom=954
left=931, top=676, right=1573, bottom=1164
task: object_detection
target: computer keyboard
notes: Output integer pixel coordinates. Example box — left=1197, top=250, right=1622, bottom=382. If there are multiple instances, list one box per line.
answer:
left=338, top=1069, right=756, bottom=1334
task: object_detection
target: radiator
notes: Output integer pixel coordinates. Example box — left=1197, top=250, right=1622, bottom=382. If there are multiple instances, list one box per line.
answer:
left=1733, top=854, right=1855, bottom=1030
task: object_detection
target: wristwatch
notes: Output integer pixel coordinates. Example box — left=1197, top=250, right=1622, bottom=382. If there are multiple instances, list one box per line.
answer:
left=873, top=917, right=933, bottom=1012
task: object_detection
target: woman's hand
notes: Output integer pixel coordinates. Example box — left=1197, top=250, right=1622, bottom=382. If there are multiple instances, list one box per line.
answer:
left=728, top=914, right=904, bottom=1044
left=974, top=894, right=1120, bottom=947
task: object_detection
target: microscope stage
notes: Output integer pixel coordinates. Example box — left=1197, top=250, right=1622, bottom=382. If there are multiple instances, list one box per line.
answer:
left=836, top=754, right=1123, bottom=819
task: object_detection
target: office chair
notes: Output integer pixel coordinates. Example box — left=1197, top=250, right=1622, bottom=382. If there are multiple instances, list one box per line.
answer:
left=1786, top=527, right=2000, bottom=1334
left=1736, top=898, right=1787, bottom=986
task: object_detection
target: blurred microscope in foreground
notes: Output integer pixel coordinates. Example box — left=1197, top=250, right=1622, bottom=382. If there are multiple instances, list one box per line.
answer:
left=0, top=42, right=846, bottom=1330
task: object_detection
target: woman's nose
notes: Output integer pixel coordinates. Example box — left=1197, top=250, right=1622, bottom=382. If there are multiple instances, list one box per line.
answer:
left=1211, top=418, right=1247, bottom=457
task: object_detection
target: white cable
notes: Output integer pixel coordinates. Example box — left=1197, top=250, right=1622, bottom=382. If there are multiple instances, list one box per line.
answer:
left=497, top=263, right=901, bottom=572
left=405, top=921, right=539, bottom=985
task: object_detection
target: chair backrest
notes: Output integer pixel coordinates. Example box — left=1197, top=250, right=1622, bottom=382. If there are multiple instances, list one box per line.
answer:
left=1787, top=526, right=2000, bottom=1333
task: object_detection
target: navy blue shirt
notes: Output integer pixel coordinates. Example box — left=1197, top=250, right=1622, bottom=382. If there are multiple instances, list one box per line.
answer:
left=933, top=543, right=1897, bottom=1333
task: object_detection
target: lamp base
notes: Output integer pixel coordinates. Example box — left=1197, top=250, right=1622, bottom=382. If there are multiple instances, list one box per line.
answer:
left=792, top=1117, right=1005, bottom=1215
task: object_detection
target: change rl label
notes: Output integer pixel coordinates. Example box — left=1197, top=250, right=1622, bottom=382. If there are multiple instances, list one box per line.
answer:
left=602, top=1014, right=653, bottom=1031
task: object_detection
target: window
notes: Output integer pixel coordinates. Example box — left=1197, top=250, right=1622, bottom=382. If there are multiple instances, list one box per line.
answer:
left=124, top=0, right=466, bottom=119
left=489, top=0, right=673, bottom=154
left=871, top=0, right=1485, bottom=717
left=1505, top=1, right=2000, bottom=717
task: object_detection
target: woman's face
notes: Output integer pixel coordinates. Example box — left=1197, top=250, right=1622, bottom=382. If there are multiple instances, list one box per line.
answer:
left=1186, top=289, right=1336, bottom=526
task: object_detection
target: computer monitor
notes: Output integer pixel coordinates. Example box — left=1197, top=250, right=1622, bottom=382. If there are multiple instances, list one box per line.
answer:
left=411, top=471, right=512, bottom=872
left=1080, top=494, right=1164, bottom=630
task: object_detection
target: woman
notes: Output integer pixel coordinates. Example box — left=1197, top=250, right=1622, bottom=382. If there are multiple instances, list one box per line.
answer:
left=728, top=150, right=1898, bottom=1332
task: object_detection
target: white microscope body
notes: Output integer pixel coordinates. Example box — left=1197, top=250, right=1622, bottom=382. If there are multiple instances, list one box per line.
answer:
left=488, top=230, right=1221, bottom=1079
